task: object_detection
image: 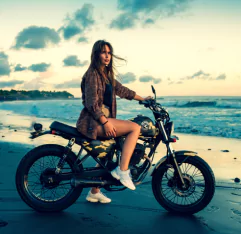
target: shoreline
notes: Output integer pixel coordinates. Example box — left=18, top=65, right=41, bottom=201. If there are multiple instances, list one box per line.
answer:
left=0, top=97, right=80, bottom=102
left=0, top=108, right=240, bottom=141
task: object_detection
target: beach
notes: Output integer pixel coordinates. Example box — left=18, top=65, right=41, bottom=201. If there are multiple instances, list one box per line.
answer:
left=0, top=109, right=241, bottom=233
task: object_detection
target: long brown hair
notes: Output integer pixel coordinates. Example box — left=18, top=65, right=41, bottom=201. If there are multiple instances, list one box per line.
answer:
left=89, top=40, right=126, bottom=86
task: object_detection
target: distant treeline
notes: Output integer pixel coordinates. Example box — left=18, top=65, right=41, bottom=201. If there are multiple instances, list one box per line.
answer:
left=0, top=89, right=75, bottom=101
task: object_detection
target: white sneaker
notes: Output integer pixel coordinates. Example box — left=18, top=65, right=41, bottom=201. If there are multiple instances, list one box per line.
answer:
left=86, top=190, right=111, bottom=203
left=111, top=166, right=136, bottom=190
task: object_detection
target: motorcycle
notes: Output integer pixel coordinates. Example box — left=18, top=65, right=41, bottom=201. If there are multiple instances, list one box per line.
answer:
left=15, top=85, right=215, bottom=214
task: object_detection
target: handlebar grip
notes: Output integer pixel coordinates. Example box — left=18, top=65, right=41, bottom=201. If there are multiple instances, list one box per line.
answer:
left=139, top=100, right=148, bottom=105
left=139, top=100, right=151, bottom=108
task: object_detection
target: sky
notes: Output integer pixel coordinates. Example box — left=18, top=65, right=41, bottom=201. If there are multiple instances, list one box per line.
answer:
left=0, top=0, right=241, bottom=97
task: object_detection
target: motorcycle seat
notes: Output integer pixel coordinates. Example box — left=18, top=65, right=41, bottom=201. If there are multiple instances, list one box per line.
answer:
left=49, top=121, right=109, bottom=143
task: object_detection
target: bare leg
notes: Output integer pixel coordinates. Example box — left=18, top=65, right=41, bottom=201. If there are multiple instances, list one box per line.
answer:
left=96, top=119, right=141, bottom=171
left=90, top=119, right=140, bottom=193
left=91, top=163, right=101, bottom=194
left=91, top=187, right=99, bottom=194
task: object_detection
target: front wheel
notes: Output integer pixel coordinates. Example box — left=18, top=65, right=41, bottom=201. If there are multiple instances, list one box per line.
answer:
left=16, top=144, right=83, bottom=212
left=152, top=155, right=215, bottom=215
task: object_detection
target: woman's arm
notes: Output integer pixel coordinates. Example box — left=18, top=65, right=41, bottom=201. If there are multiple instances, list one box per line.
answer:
left=133, top=94, right=145, bottom=101
left=133, top=94, right=152, bottom=101
left=115, top=80, right=152, bottom=101
left=115, top=80, right=136, bottom=100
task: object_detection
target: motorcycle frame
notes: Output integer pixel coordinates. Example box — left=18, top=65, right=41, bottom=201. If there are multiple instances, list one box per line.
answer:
left=33, top=118, right=187, bottom=188
left=30, top=100, right=188, bottom=188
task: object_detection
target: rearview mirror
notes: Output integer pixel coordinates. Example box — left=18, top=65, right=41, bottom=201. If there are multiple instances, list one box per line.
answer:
left=151, top=85, right=156, bottom=95
left=151, top=85, right=156, bottom=100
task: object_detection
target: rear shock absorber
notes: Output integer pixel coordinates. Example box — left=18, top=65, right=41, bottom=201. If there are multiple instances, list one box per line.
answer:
left=55, top=138, right=75, bottom=174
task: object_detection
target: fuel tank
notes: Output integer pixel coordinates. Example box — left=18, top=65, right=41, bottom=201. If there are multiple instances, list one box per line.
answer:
left=129, top=115, right=158, bottom=137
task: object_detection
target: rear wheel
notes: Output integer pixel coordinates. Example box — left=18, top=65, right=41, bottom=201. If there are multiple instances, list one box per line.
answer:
left=152, top=155, right=215, bottom=214
left=16, top=144, right=83, bottom=212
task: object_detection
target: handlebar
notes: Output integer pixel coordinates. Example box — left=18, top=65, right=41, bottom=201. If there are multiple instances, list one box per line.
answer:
left=139, top=98, right=155, bottom=107
left=139, top=98, right=170, bottom=121
left=138, top=86, right=170, bottom=121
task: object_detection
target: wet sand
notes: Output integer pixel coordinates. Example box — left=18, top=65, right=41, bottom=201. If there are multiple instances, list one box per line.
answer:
left=0, top=115, right=241, bottom=233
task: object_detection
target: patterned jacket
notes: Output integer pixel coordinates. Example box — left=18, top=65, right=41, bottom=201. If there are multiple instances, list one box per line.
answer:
left=76, top=67, right=136, bottom=139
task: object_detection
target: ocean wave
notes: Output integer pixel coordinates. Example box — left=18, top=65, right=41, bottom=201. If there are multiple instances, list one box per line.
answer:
left=162, top=101, right=241, bottom=109
left=174, top=126, right=241, bottom=139
left=182, top=101, right=216, bottom=107
left=220, top=98, right=241, bottom=102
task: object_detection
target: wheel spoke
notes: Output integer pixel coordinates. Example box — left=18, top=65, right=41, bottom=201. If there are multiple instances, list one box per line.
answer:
left=158, top=161, right=207, bottom=207
left=25, top=155, right=75, bottom=203
left=28, top=166, right=41, bottom=179
left=183, top=163, right=192, bottom=174
left=29, top=181, right=41, bottom=192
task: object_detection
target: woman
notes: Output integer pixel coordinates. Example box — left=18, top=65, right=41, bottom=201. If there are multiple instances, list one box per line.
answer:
left=76, top=40, right=152, bottom=203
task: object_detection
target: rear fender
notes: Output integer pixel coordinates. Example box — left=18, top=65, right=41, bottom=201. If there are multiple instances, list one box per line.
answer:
left=151, top=150, right=198, bottom=176
left=30, top=130, right=51, bottom=139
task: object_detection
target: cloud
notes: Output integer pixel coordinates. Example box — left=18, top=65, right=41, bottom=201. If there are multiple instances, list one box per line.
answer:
left=144, top=18, right=155, bottom=25
left=181, top=70, right=211, bottom=80
left=109, top=13, right=138, bottom=30
left=63, top=55, right=88, bottom=67
left=55, top=78, right=81, bottom=89
left=78, top=37, right=89, bottom=43
left=168, top=80, right=183, bottom=85
left=110, top=0, right=192, bottom=30
left=180, top=70, right=226, bottom=82
left=119, top=72, right=136, bottom=84
left=14, top=64, right=28, bottom=72
left=60, top=24, right=82, bottom=40
left=139, top=75, right=153, bottom=82
left=28, top=63, right=51, bottom=72
left=191, top=70, right=210, bottom=79
left=74, top=4, right=95, bottom=28
left=0, top=80, right=24, bottom=88
left=59, top=4, right=95, bottom=40
left=215, top=73, right=226, bottom=80
left=118, top=0, right=191, bottom=15
left=12, top=26, right=60, bottom=50
left=153, top=78, right=162, bottom=84
left=0, top=52, right=11, bottom=76
left=139, top=75, right=161, bottom=83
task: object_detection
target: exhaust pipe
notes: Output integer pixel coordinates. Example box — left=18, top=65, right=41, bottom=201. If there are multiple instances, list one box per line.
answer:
left=71, top=178, right=112, bottom=188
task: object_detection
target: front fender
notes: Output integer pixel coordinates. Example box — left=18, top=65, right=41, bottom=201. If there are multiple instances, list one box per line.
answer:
left=151, top=150, right=197, bottom=176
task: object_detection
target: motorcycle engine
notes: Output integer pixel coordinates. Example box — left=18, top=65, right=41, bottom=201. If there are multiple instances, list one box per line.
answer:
left=130, top=143, right=145, bottom=165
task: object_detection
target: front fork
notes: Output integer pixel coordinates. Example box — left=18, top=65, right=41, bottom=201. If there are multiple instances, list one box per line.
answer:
left=167, top=144, right=186, bottom=187
left=159, top=121, right=186, bottom=187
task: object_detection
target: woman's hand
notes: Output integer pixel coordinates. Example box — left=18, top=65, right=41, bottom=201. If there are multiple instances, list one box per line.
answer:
left=144, top=96, right=153, bottom=100
left=103, top=121, right=117, bottom=138
left=134, top=94, right=153, bottom=101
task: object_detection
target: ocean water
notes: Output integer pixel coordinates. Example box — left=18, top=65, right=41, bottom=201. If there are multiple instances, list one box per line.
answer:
left=0, top=96, right=241, bottom=139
